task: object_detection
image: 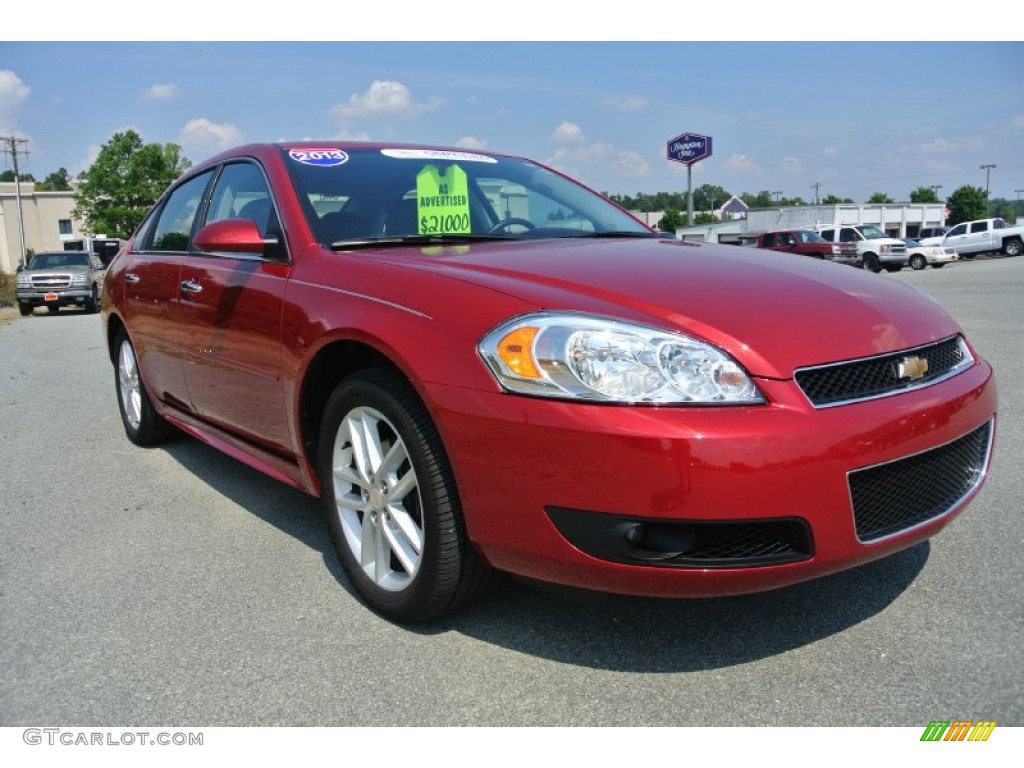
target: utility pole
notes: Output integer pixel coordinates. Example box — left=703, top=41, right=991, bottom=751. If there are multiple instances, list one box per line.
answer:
left=1, top=136, right=30, bottom=269
left=810, top=182, right=821, bottom=205
left=980, top=164, right=996, bottom=215
left=1016, top=189, right=1023, bottom=222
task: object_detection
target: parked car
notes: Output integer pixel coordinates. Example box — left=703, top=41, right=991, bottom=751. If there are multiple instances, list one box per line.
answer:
left=15, top=250, right=105, bottom=316
left=757, top=229, right=861, bottom=265
left=102, top=142, right=997, bottom=622
left=816, top=224, right=908, bottom=273
left=903, top=238, right=958, bottom=270
left=919, top=218, right=1023, bottom=259
left=917, top=226, right=948, bottom=240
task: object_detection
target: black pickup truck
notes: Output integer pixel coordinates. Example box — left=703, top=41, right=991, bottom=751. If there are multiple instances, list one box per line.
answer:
left=15, top=251, right=106, bottom=316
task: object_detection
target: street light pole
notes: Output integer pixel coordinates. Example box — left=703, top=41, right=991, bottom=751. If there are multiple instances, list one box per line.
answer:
left=980, top=164, right=996, bottom=214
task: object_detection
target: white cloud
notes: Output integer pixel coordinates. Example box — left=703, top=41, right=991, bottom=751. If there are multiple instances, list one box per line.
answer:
left=330, top=128, right=372, bottom=141
left=546, top=142, right=649, bottom=180
left=724, top=154, right=759, bottom=173
left=455, top=136, right=486, bottom=149
left=0, top=69, right=30, bottom=135
left=74, top=144, right=102, bottom=175
left=598, top=96, right=649, bottom=111
left=782, top=156, right=804, bottom=174
left=0, top=69, right=30, bottom=112
left=330, top=80, right=438, bottom=121
left=551, top=121, right=584, bottom=144
left=141, top=83, right=179, bottom=101
left=177, top=118, right=242, bottom=153
left=920, top=136, right=985, bottom=153
left=822, top=147, right=839, bottom=157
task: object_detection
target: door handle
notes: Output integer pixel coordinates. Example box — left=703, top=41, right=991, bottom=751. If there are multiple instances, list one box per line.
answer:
left=180, top=279, right=203, bottom=295
left=125, top=273, right=140, bottom=284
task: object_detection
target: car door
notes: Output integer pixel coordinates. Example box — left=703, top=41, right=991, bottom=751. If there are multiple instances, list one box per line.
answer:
left=942, top=223, right=969, bottom=254
left=120, top=170, right=216, bottom=413
left=177, top=160, right=291, bottom=451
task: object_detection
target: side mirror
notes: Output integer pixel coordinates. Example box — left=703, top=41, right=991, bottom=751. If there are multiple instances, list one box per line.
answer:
left=193, top=219, right=278, bottom=255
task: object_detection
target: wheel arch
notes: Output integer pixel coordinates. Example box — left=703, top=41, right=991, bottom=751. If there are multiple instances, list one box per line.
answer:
left=105, top=311, right=128, bottom=366
left=298, top=337, right=424, bottom=480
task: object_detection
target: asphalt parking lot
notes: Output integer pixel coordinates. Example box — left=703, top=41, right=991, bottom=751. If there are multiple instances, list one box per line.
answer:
left=1, top=255, right=1021, bottom=727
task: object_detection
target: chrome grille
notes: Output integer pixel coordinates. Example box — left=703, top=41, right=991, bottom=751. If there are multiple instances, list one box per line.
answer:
left=848, top=421, right=992, bottom=543
left=31, top=274, right=72, bottom=289
left=794, top=336, right=972, bottom=407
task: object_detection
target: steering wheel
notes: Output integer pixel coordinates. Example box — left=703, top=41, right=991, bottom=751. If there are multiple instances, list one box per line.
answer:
left=488, top=218, right=536, bottom=235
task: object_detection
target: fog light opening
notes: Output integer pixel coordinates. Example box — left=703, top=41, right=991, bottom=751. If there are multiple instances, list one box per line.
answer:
left=621, top=522, right=696, bottom=561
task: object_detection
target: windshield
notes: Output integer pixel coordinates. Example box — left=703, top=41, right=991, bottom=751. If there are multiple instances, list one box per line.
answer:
left=281, top=146, right=654, bottom=246
left=797, top=231, right=826, bottom=243
left=27, top=252, right=91, bottom=269
left=858, top=225, right=887, bottom=239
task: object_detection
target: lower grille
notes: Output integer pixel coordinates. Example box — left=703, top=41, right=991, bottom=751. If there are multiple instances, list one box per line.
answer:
left=849, top=421, right=993, bottom=543
left=546, top=507, right=812, bottom=568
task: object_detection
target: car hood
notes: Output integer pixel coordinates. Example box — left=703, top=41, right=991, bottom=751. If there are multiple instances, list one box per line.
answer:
left=379, top=238, right=962, bottom=379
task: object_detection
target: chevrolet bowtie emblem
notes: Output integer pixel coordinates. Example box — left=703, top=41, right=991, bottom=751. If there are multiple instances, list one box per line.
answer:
left=897, top=355, right=929, bottom=380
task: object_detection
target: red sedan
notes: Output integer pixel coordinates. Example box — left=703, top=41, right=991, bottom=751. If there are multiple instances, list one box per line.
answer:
left=103, top=143, right=997, bottom=622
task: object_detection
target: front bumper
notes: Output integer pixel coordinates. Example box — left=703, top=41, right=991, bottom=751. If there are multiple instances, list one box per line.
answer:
left=425, top=359, right=996, bottom=597
left=16, top=288, right=92, bottom=308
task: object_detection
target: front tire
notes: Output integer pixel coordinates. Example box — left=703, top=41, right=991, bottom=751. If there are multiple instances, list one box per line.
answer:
left=85, top=285, right=100, bottom=314
left=318, top=368, right=491, bottom=623
left=863, top=253, right=881, bottom=273
left=19, top=303, right=32, bottom=317
left=114, top=329, right=177, bottom=446
left=910, top=254, right=927, bottom=271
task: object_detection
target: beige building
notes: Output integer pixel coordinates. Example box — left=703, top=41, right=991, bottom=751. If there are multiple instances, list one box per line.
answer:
left=0, top=182, right=86, bottom=273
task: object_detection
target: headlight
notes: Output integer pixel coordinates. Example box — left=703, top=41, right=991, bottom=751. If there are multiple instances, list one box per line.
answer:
left=478, top=313, right=764, bottom=404
left=16, top=273, right=30, bottom=287
left=70, top=274, right=88, bottom=286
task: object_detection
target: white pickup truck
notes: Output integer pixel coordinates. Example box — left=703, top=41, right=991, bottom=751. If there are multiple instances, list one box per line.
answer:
left=919, top=218, right=1023, bottom=258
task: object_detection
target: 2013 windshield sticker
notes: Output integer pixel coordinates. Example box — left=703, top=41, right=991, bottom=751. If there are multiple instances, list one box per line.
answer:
left=382, top=148, right=497, bottom=164
left=288, top=148, right=349, bottom=167
left=416, top=164, right=472, bottom=235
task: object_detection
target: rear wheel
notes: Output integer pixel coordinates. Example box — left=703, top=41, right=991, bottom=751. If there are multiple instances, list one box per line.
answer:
left=114, top=329, right=177, bottom=446
left=910, top=254, right=927, bottom=271
left=1003, top=238, right=1022, bottom=257
left=318, top=368, right=492, bottom=623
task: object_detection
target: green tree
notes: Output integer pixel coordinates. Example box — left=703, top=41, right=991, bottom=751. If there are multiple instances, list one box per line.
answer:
left=867, top=192, right=894, bottom=204
left=0, top=170, right=35, bottom=182
left=909, top=186, right=940, bottom=204
left=658, top=208, right=685, bottom=231
left=693, top=212, right=718, bottom=225
left=741, top=190, right=774, bottom=209
left=73, top=129, right=191, bottom=238
left=693, top=184, right=730, bottom=213
left=35, top=167, right=72, bottom=191
left=946, top=185, right=988, bottom=225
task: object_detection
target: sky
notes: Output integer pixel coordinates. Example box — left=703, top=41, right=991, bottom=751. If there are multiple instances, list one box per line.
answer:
left=2, top=28, right=1023, bottom=205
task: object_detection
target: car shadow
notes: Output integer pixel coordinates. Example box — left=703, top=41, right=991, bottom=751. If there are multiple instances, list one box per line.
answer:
left=161, top=434, right=928, bottom=673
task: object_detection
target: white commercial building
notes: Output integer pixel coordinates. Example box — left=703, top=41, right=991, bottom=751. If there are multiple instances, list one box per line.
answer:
left=0, top=182, right=86, bottom=273
left=674, top=202, right=947, bottom=244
